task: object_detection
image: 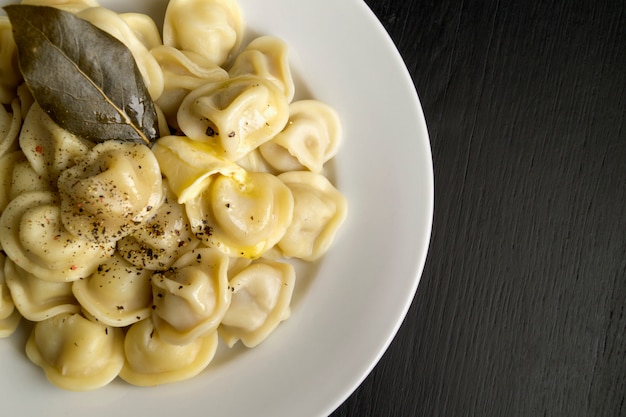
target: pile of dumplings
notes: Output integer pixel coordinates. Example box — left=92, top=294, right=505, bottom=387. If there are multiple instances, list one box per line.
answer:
left=0, top=0, right=347, bottom=390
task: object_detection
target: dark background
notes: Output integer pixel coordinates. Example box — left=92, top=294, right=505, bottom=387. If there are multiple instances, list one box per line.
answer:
left=332, top=1, right=625, bottom=416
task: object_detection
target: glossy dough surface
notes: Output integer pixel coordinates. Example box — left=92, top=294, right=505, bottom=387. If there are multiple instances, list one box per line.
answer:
left=25, top=313, right=125, bottom=391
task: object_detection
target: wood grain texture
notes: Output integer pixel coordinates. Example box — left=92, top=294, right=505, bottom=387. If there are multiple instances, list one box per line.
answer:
left=331, top=1, right=626, bottom=416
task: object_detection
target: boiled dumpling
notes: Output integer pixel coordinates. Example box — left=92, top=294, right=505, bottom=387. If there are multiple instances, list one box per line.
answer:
left=4, top=257, right=80, bottom=321
left=185, top=171, right=294, bottom=259
left=5, top=154, right=52, bottom=202
left=19, top=103, right=92, bottom=186
left=0, top=305, right=20, bottom=337
left=0, top=17, right=22, bottom=104
left=151, top=45, right=228, bottom=129
left=16, top=83, right=34, bottom=117
left=76, top=6, right=164, bottom=100
left=0, top=191, right=116, bottom=282
left=57, top=141, right=164, bottom=243
left=25, top=313, right=125, bottom=391
left=152, top=134, right=245, bottom=204
left=72, top=253, right=153, bottom=327
left=116, top=183, right=200, bottom=271
left=151, top=247, right=231, bottom=345
left=259, top=100, right=342, bottom=173
left=163, top=0, right=243, bottom=67
left=219, top=259, right=295, bottom=347
left=234, top=148, right=275, bottom=173
left=20, top=0, right=100, bottom=13
left=120, top=318, right=218, bottom=386
left=119, top=12, right=162, bottom=50
left=177, top=75, right=289, bottom=161
left=276, top=171, right=347, bottom=261
left=0, top=253, right=14, bottom=319
left=228, top=36, right=295, bottom=102
left=0, top=98, right=21, bottom=158
left=0, top=151, right=27, bottom=214
left=0, top=253, right=20, bottom=337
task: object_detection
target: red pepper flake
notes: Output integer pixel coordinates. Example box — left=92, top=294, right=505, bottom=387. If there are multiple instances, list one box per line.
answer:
left=70, top=265, right=78, bottom=271
left=35, top=145, right=43, bottom=154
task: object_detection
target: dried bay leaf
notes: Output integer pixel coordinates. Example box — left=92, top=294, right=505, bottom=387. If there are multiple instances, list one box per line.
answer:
left=4, top=5, right=159, bottom=145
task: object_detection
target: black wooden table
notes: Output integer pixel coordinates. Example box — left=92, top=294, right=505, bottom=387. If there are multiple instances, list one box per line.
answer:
left=332, top=1, right=626, bottom=416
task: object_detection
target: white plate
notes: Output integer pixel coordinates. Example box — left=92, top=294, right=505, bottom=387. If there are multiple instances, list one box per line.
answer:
left=0, top=0, right=433, bottom=416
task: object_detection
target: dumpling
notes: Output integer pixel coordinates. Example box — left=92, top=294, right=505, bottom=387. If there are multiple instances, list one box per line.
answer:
left=0, top=98, right=21, bottom=158
left=0, top=151, right=27, bottom=214
left=19, top=0, right=100, bottom=13
left=57, top=141, right=164, bottom=243
left=0, top=17, right=22, bottom=105
left=72, top=253, right=153, bottom=327
left=4, top=257, right=80, bottom=321
left=119, top=12, right=162, bottom=50
left=16, top=83, right=34, bottom=118
left=234, top=148, right=275, bottom=174
left=276, top=171, right=348, bottom=261
left=120, top=318, right=218, bottom=386
left=163, top=0, right=243, bottom=67
left=185, top=171, right=294, bottom=259
left=25, top=313, right=125, bottom=391
left=19, top=103, right=92, bottom=186
left=259, top=100, right=342, bottom=173
left=0, top=253, right=20, bottom=337
left=117, top=183, right=200, bottom=271
left=152, top=134, right=245, bottom=204
left=228, top=36, right=295, bottom=102
left=0, top=305, right=20, bottom=338
left=151, top=45, right=228, bottom=129
left=177, top=75, right=290, bottom=161
left=76, top=6, right=164, bottom=100
left=0, top=191, right=116, bottom=282
left=219, top=259, right=295, bottom=348
left=6, top=155, right=52, bottom=200
left=151, top=247, right=231, bottom=345
left=0, top=253, right=14, bottom=319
